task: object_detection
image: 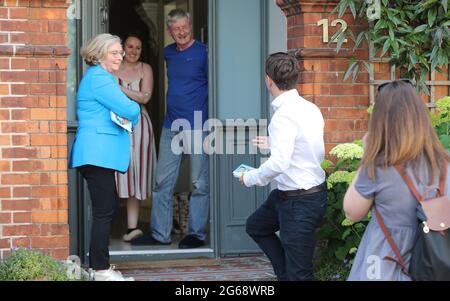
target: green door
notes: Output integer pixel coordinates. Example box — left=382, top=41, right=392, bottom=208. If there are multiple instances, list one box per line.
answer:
left=210, top=0, right=287, bottom=256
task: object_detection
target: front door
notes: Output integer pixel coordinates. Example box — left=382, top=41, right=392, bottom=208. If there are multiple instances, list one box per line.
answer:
left=68, top=0, right=286, bottom=264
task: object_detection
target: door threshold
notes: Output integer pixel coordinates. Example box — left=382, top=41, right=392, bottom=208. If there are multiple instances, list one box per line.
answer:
left=113, top=257, right=221, bottom=270
left=109, top=248, right=214, bottom=256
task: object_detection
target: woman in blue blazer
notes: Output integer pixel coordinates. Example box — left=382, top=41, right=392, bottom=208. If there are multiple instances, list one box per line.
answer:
left=69, top=33, right=140, bottom=281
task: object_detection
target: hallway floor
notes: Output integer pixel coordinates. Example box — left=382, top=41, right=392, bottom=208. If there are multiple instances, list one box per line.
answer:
left=118, top=256, right=276, bottom=281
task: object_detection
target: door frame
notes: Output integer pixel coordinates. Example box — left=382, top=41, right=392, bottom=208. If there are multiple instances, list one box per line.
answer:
left=68, top=0, right=287, bottom=263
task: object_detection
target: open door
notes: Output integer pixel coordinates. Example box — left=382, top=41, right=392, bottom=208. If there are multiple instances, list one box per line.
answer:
left=104, top=0, right=213, bottom=261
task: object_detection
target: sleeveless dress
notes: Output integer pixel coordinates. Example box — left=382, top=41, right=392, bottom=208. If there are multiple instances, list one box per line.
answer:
left=115, top=63, right=157, bottom=201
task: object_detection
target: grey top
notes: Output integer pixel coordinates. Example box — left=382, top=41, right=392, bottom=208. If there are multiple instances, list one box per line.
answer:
left=347, top=162, right=450, bottom=281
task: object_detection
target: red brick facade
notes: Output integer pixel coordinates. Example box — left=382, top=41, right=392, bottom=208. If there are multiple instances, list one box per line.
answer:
left=277, top=0, right=370, bottom=155
left=1, top=0, right=446, bottom=261
left=0, top=0, right=70, bottom=260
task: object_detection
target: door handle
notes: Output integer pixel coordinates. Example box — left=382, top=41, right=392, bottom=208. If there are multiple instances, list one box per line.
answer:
left=100, top=5, right=108, bottom=26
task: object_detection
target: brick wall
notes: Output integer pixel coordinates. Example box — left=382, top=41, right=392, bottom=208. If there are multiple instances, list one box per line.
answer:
left=0, top=0, right=70, bottom=260
left=277, top=0, right=369, bottom=155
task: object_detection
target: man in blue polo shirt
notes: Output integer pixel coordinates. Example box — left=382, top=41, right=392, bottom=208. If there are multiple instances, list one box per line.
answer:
left=132, top=8, right=209, bottom=249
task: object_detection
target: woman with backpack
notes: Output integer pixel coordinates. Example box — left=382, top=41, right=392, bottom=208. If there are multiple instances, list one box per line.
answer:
left=343, top=80, right=450, bottom=281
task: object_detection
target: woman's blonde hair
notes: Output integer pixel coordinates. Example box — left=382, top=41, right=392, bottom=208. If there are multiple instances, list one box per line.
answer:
left=362, top=81, right=450, bottom=183
left=80, top=33, right=121, bottom=66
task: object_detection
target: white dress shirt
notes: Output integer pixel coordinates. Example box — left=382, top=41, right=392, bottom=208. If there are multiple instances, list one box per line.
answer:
left=243, top=89, right=326, bottom=191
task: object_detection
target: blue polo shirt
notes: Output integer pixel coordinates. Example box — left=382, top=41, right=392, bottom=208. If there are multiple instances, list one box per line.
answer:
left=164, top=40, right=208, bottom=130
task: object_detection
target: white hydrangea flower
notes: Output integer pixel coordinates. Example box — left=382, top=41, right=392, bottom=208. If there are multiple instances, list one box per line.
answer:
left=341, top=218, right=355, bottom=227
left=329, top=143, right=364, bottom=160
left=436, top=96, right=450, bottom=112
left=327, top=171, right=356, bottom=189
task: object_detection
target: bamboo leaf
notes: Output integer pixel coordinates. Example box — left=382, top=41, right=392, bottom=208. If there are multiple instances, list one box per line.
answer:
left=352, top=63, right=360, bottom=82
left=381, top=38, right=391, bottom=57
left=338, top=1, right=348, bottom=18
left=410, top=52, right=418, bottom=65
left=349, top=0, right=357, bottom=18
left=414, top=24, right=429, bottom=33
left=389, top=28, right=395, bottom=41
left=353, top=31, right=365, bottom=52
left=434, top=28, right=444, bottom=47
left=428, top=7, right=438, bottom=27
left=343, top=60, right=358, bottom=81
left=397, top=39, right=413, bottom=47
left=362, top=61, right=374, bottom=79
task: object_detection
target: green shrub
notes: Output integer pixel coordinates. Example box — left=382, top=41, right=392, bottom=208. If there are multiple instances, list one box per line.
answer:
left=0, top=248, right=84, bottom=281
left=432, top=96, right=450, bottom=151
left=314, top=254, right=350, bottom=281
left=316, top=141, right=369, bottom=267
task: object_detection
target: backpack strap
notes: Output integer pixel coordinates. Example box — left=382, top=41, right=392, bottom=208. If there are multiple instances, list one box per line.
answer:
left=395, top=161, right=448, bottom=200
left=394, top=165, right=425, bottom=202
left=374, top=160, right=447, bottom=277
left=373, top=206, right=409, bottom=276
left=438, top=161, right=447, bottom=197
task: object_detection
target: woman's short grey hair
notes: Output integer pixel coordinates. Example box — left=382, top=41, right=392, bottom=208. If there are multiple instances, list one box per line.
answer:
left=167, top=9, right=191, bottom=27
left=80, top=33, right=121, bottom=66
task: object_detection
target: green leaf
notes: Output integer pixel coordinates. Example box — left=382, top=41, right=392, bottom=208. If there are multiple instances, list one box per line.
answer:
left=374, top=20, right=388, bottom=32
left=342, top=228, right=352, bottom=240
left=336, top=29, right=348, bottom=53
left=321, top=160, right=335, bottom=170
left=343, top=60, right=358, bottom=81
left=442, top=0, right=448, bottom=12
left=428, top=7, right=438, bottom=27
left=352, top=63, right=360, bottom=82
left=434, top=28, right=444, bottom=47
left=397, top=39, right=413, bottom=47
left=338, top=1, right=348, bottom=18
left=381, top=38, right=391, bottom=57
left=439, top=135, right=450, bottom=149
left=389, top=28, right=395, bottom=41
left=409, top=52, right=418, bottom=65
left=430, top=45, right=440, bottom=62
left=414, top=24, right=429, bottom=33
left=353, top=31, right=366, bottom=52
left=362, top=61, right=374, bottom=79
left=349, top=1, right=357, bottom=18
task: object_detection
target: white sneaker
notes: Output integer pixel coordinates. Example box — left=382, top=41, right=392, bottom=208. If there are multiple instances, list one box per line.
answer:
left=94, top=265, right=135, bottom=281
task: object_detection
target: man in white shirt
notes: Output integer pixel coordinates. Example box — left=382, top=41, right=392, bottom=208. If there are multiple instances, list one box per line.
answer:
left=240, top=52, right=327, bottom=281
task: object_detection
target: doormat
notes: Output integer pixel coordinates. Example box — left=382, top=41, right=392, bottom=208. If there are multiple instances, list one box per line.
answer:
left=120, top=256, right=276, bottom=281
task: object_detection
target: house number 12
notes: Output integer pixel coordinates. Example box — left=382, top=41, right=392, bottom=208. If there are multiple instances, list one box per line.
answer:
left=317, top=19, right=348, bottom=43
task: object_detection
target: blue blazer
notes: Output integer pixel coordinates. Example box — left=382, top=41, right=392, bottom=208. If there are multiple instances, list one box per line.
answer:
left=69, top=65, right=141, bottom=173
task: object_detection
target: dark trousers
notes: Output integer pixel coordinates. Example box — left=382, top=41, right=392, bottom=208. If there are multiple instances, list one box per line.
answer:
left=246, top=189, right=327, bottom=281
left=79, top=165, right=119, bottom=270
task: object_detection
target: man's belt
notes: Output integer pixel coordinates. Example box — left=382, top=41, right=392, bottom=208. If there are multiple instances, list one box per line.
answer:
left=279, top=182, right=327, bottom=199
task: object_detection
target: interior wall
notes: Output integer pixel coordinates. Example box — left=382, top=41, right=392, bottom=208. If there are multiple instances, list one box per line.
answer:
left=109, top=0, right=162, bottom=145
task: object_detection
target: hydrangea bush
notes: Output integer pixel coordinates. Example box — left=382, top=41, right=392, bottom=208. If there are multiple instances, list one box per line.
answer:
left=432, top=96, right=450, bottom=151
left=316, top=141, right=369, bottom=273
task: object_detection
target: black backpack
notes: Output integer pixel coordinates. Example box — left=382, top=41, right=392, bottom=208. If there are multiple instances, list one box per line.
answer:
left=374, top=162, right=450, bottom=281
